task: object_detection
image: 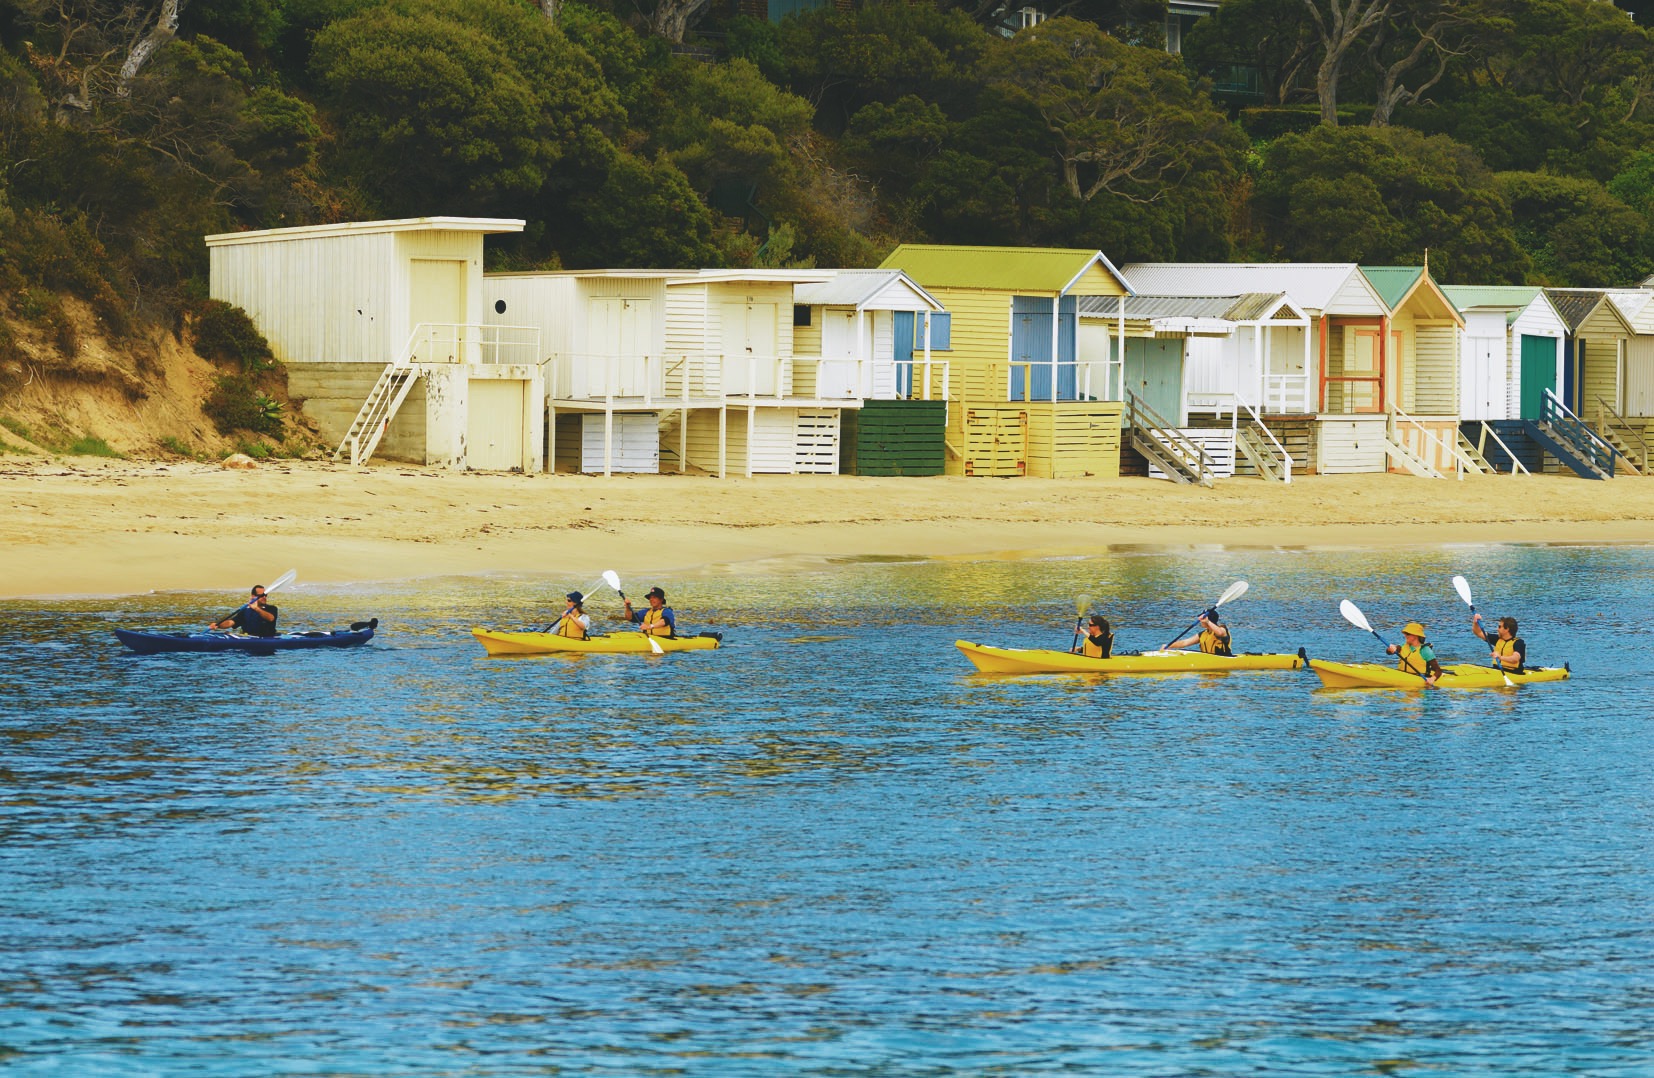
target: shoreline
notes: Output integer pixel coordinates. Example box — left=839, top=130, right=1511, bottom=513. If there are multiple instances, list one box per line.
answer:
left=4, top=458, right=1653, bottom=599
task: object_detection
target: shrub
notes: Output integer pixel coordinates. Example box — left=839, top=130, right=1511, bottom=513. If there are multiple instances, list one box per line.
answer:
left=237, top=440, right=273, bottom=459
left=158, top=435, right=196, bottom=457
left=204, top=373, right=285, bottom=435
left=66, top=436, right=122, bottom=457
left=193, top=300, right=277, bottom=373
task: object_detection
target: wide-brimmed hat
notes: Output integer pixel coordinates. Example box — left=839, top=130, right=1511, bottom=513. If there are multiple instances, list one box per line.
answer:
left=1402, top=622, right=1426, bottom=638
left=645, top=587, right=665, bottom=600
left=566, top=591, right=584, bottom=603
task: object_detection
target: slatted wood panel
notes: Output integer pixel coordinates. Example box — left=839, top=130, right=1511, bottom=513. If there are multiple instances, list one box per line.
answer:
left=961, top=406, right=1028, bottom=476
left=1466, top=420, right=1545, bottom=474
left=1025, top=403, right=1123, bottom=479
left=1186, top=414, right=1313, bottom=476
left=794, top=411, right=841, bottom=474
left=1582, top=338, right=1620, bottom=412
left=1315, top=415, right=1387, bottom=473
left=286, top=360, right=428, bottom=462
left=1414, top=324, right=1458, bottom=415
left=841, top=400, right=946, bottom=476
left=1146, top=429, right=1235, bottom=480
left=1394, top=416, right=1460, bottom=474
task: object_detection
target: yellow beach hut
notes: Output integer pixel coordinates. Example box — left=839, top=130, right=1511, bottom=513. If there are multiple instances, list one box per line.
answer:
left=876, top=245, right=1131, bottom=478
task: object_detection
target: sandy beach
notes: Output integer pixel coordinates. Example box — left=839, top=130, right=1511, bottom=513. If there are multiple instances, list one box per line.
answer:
left=3, top=457, right=1653, bottom=598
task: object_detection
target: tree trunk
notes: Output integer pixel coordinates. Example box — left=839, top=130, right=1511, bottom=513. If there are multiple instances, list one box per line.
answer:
left=538, top=0, right=560, bottom=23
left=117, top=0, right=185, bottom=97
left=1301, top=0, right=1392, bottom=126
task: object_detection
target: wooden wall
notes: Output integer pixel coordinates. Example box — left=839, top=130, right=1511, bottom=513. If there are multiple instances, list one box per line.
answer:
left=841, top=400, right=946, bottom=476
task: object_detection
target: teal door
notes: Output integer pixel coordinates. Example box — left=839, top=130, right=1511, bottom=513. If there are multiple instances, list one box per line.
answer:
left=1123, top=338, right=1183, bottom=422
left=1519, top=334, right=1555, bottom=420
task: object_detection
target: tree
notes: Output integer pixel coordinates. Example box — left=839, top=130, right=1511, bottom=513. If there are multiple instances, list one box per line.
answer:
left=1300, top=0, right=1391, bottom=125
left=556, top=151, right=720, bottom=267
left=1182, top=0, right=1317, bottom=107
left=980, top=18, right=1242, bottom=204
left=1498, top=169, right=1652, bottom=285
left=1365, top=0, right=1485, bottom=126
left=309, top=0, right=621, bottom=215
left=1256, top=125, right=1527, bottom=281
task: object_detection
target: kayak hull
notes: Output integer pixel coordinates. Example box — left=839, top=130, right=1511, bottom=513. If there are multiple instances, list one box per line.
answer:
left=115, top=622, right=377, bottom=655
left=1309, top=659, right=1570, bottom=689
left=956, top=640, right=1304, bottom=675
left=472, top=629, right=722, bottom=656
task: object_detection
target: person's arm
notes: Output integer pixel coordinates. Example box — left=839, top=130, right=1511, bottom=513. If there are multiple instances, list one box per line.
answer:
left=249, top=602, right=275, bottom=623
left=1503, top=638, right=1526, bottom=670
left=661, top=608, right=676, bottom=634
left=622, top=599, right=640, bottom=624
left=1471, top=614, right=1489, bottom=643
left=1169, top=635, right=1197, bottom=650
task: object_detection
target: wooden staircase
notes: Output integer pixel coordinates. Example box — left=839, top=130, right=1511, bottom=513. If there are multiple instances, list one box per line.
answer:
left=1382, top=433, right=1442, bottom=478
left=1126, top=392, right=1214, bottom=487
left=1591, top=396, right=1647, bottom=475
left=1231, top=402, right=1291, bottom=483
left=1529, top=390, right=1622, bottom=479
left=334, top=364, right=420, bottom=466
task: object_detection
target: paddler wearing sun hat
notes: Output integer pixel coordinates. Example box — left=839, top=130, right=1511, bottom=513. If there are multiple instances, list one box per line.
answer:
left=1385, top=621, right=1443, bottom=686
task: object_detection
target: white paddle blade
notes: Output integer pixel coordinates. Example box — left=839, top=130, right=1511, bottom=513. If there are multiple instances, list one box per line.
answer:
left=1451, top=575, right=1474, bottom=608
left=265, top=569, right=297, bottom=594
left=647, top=635, right=665, bottom=655
left=1215, top=580, right=1249, bottom=607
left=1339, top=599, right=1373, bottom=633
left=1076, top=593, right=1092, bottom=617
left=601, top=570, right=622, bottom=594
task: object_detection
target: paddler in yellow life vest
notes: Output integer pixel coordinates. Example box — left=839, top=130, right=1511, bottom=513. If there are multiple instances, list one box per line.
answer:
left=551, top=591, right=592, bottom=640
left=622, top=586, right=677, bottom=638
left=1386, top=621, right=1442, bottom=685
left=1170, top=609, right=1232, bottom=656
left=1073, top=615, right=1113, bottom=658
left=1471, top=613, right=1526, bottom=673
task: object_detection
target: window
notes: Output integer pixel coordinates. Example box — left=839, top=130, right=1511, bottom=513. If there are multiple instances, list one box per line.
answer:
left=494, top=299, right=507, bottom=314
left=793, top=304, right=811, bottom=327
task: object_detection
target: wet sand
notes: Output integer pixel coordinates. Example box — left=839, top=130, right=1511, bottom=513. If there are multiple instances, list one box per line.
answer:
left=3, top=458, right=1652, bottom=598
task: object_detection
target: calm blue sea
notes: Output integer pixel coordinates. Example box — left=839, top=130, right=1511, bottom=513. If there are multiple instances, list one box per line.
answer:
left=2, top=544, right=1651, bottom=1076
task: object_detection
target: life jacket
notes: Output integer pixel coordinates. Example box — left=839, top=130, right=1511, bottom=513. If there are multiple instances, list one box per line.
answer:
left=1396, top=642, right=1430, bottom=675
left=1492, top=636, right=1523, bottom=673
left=641, top=606, right=674, bottom=638
left=1198, top=627, right=1232, bottom=657
left=556, top=609, right=587, bottom=640
left=1081, top=631, right=1112, bottom=659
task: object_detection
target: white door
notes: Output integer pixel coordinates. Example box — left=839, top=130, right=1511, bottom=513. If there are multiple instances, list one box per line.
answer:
left=409, top=259, right=466, bottom=362
left=1461, top=335, right=1505, bottom=419
left=818, top=310, right=861, bottom=398
left=466, top=379, right=525, bottom=470
left=722, top=301, right=779, bottom=395
left=590, top=298, right=655, bottom=398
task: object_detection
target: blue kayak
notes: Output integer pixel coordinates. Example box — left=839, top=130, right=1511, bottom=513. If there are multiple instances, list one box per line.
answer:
left=115, top=619, right=378, bottom=655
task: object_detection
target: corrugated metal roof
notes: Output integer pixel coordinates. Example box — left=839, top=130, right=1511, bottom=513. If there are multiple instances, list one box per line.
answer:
left=1077, top=293, right=1291, bottom=321
left=1120, top=263, right=1359, bottom=311
left=1544, top=289, right=1608, bottom=331
left=205, top=216, right=525, bottom=246
left=1360, top=266, right=1423, bottom=309
left=880, top=244, right=1130, bottom=294
left=1606, top=288, right=1654, bottom=324
left=1440, top=285, right=1542, bottom=310
left=793, top=269, right=942, bottom=311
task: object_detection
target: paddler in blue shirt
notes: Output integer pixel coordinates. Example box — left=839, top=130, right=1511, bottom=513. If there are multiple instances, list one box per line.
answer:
left=622, top=586, right=676, bottom=638
left=1386, top=621, right=1442, bottom=685
left=1169, top=609, right=1232, bottom=656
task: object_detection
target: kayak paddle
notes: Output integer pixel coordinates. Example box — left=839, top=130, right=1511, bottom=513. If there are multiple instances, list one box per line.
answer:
left=1163, top=580, right=1248, bottom=648
left=1071, top=593, right=1092, bottom=652
left=1338, top=599, right=1391, bottom=649
left=613, top=572, right=665, bottom=655
left=545, top=569, right=627, bottom=635
left=1452, top=575, right=1513, bottom=686
left=212, top=568, right=295, bottom=629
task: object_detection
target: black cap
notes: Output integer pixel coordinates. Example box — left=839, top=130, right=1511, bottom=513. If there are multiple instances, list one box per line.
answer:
left=566, top=591, right=583, bottom=603
left=646, top=587, right=665, bottom=600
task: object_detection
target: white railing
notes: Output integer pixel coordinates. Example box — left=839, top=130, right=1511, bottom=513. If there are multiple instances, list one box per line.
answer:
left=1006, top=359, right=1115, bottom=402
left=1231, top=393, right=1293, bottom=483
left=1469, top=421, right=1531, bottom=476
left=892, top=358, right=951, bottom=401
left=403, top=323, right=540, bottom=366
left=1263, top=372, right=1311, bottom=413
left=1389, top=407, right=1481, bottom=479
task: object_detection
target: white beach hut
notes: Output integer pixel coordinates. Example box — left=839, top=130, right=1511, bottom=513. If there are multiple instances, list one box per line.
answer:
left=206, top=217, right=542, bottom=471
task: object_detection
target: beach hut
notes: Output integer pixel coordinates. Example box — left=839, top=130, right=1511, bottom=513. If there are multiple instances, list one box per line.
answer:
left=1076, top=293, right=1309, bottom=481
left=482, top=267, right=869, bottom=477
left=1358, top=265, right=1468, bottom=475
left=877, top=245, right=1130, bottom=479
left=1440, top=286, right=1565, bottom=473
left=206, top=217, right=542, bottom=471
left=1542, top=289, right=1640, bottom=476
left=1121, top=263, right=1396, bottom=474
left=791, top=269, right=951, bottom=476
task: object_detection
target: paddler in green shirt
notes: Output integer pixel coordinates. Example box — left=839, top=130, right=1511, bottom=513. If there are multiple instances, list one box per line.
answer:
left=1386, top=621, right=1442, bottom=686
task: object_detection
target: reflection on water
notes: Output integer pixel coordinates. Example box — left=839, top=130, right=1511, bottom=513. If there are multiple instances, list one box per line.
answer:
left=1, top=545, right=1652, bottom=1075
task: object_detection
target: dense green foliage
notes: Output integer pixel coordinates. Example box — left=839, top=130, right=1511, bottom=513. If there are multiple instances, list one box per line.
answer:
left=1, top=0, right=1651, bottom=346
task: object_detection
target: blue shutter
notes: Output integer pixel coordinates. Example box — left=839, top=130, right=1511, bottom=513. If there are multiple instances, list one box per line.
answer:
left=925, top=313, right=951, bottom=351
left=1010, top=297, right=1076, bottom=400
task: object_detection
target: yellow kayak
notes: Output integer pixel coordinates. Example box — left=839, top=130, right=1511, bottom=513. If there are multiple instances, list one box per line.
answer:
left=1309, top=659, right=1570, bottom=689
left=472, top=629, right=722, bottom=656
left=956, top=640, right=1304, bottom=675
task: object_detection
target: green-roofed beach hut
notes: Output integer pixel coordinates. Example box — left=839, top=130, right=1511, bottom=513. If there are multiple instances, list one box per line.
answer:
left=877, top=245, right=1133, bottom=478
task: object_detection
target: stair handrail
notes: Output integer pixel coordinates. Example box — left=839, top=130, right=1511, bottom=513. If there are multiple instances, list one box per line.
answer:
left=1389, top=406, right=1480, bottom=477
left=1543, top=389, right=1621, bottom=477
left=1472, top=421, right=1530, bottom=476
left=1231, top=392, right=1291, bottom=483
left=1127, top=390, right=1215, bottom=484
left=1593, top=394, right=1649, bottom=470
